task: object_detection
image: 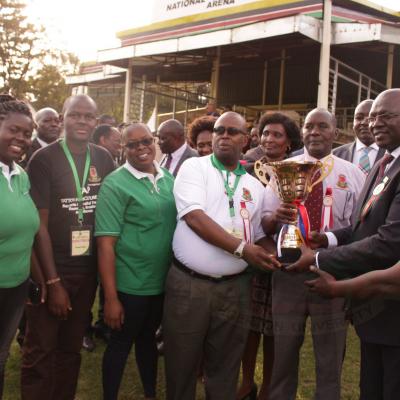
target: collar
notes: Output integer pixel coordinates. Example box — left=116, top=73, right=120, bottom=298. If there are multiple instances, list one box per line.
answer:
left=36, top=136, right=50, bottom=148
left=211, top=153, right=246, bottom=176
left=169, top=142, right=187, bottom=160
left=355, top=138, right=379, bottom=152
left=123, top=160, right=164, bottom=181
left=0, top=161, right=21, bottom=191
left=387, top=146, right=400, bottom=160
left=303, top=148, right=332, bottom=163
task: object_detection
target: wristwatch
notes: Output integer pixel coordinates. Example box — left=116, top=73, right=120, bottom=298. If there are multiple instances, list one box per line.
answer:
left=233, top=240, right=246, bottom=258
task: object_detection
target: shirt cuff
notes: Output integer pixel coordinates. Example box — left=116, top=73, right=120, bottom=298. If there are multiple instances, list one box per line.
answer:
left=315, top=252, right=320, bottom=269
left=325, top=232, right=338, bottom=248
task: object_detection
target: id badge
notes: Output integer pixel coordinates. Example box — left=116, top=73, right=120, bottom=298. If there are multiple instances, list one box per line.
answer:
left=70, top=225, right=92, bottom=256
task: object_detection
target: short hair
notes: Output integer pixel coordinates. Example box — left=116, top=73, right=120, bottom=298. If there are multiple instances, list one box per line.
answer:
left=188, top=116, right=216, bottom=145
left=122, top=122, right=152, bottom=141
left=91, top=124, right=115, bottom=144
left=0, top=93, right=34, bottom=124
left=258, top=112, right=302, bottom=152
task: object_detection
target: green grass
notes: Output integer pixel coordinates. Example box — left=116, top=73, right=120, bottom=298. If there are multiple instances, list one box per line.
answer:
left=4, top=323, right=360, bottom=400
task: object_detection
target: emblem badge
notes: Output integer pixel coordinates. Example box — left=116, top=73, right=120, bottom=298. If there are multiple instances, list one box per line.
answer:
left=242, top=188, right=253, bottom=201
left=88, top=166, right=101, bottom=183
left=337, top=174, right=348, bottom=189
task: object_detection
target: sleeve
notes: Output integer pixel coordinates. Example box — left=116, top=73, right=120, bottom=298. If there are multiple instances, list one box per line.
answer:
left=319, top=187, right=400, bottom=279
left=95, top=176, right=127, bottom=237
left=27, top=153, right=51, bottom=210
left=253, top=185, right=268, bottom=242
left=261, top=183, right=281, bottom=217
left=173, top=158, right=207, bottom=219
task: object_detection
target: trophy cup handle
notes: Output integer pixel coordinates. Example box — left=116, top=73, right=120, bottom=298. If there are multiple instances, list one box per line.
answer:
left=254, top=157, right=270, bottom=186
left=308, top=156, right=334, bottom=191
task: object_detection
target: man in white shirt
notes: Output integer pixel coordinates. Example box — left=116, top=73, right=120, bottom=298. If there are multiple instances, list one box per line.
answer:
left=158, top=119, right=198, bottom=176
left=263, top=108, right=365, bottom=400
left=288, top=89, right=400, bottom=400
left=163, top=111, right=280, bottom=400
left=333, top=99, right=385, bottom=173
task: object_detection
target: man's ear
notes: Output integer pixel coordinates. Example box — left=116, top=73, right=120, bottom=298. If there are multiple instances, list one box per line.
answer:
left=334, top=128, right=339, bottom=139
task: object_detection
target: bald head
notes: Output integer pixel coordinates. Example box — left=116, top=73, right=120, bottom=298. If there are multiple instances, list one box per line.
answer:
left=35, top=107, right=61, bottom=143
left=215, top=111, right=247, bottom=132
left=157, top=119, right=185, bottom=154
left=62, top=94, right=97, bottom=115
left=306, top=108, right=336, bottom=128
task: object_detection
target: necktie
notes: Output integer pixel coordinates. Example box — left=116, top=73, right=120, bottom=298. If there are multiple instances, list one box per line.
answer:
left=164, top=154, right=173, bottom=171
left=358, top=147, right=371, bottom=175
left=304, top=170, right=323, bottom=232
left=375, top=153, right=394, bottom=185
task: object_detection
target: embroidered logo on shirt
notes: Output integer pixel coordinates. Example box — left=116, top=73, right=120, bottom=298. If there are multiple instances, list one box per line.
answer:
left=242, top=188, right=253, bottom=201
left=336, top=174, right=348, bottom=189
left=88, top=166, right=101, bottom=183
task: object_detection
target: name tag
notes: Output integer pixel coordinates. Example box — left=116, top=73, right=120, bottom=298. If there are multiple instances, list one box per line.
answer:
left=70, top=226, right=92, bottom=256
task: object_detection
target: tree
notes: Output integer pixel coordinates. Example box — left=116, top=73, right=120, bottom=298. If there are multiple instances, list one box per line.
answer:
left=0, top=0, right=47, bottom=96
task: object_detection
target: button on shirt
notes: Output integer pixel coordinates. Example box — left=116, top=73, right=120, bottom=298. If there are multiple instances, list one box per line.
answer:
left=173, top=155, right=267, bottom=276
left=160, top=142, right=187, bottom=174
left=353, top=138, right=379, bottom=170
left=264, top=149, right=366, bottom=237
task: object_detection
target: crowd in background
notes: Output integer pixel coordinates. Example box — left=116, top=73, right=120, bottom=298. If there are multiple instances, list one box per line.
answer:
left=1, top=88, right=400, bottom=400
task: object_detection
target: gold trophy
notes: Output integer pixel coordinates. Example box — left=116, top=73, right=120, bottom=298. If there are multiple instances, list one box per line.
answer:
left=254, top=157, right=332, bottom=265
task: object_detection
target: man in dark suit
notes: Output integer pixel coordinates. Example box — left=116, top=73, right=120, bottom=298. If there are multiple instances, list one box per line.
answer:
left=158, top=119, right=198, bottom=176
left=20, top=108, right=61, bottom=167
left=289, top=89, right=400, bottom=400
left=333, top=99, right=385, bottom=173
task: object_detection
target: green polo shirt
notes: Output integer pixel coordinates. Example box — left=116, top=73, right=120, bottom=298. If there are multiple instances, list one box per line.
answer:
left=0, top=164, right=39, bottom=288
left=95, top=163, right=177, bottom=295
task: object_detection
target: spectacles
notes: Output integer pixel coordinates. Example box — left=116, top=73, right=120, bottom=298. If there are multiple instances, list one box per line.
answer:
left=125, top=138, right=154, bottom=150
left=213, top=126, right=244, bottom=136
left=367, top=113, right=400, bottom=124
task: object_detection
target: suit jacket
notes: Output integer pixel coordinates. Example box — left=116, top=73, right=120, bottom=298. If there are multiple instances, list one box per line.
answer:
left=19, top=138, right=44, bottom=169
left=333, top=141, right=385, bottom=165
left=161, top=145, right=198, bottom=177
left=319, top=155, right=400, bottom=345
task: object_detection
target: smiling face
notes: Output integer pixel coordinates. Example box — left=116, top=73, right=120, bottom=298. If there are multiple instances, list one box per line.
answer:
left=369, top=90, right=400, bottom=152
left=196, top=130, right=213, bottom=156
left=0, top=112, right=34, bottom=165
left=62, top=96, right=97, bottom=144
left=302, top=109, right=336, bottom=159
left=124, top=124, right=156, bottom=173
left=261, top=123, right=290, bottom=161
left=353, top=100, right=374, bottom=147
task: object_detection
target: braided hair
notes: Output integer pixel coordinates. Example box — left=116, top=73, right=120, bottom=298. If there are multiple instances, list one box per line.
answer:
left=0, top=93, right=34, bottom=124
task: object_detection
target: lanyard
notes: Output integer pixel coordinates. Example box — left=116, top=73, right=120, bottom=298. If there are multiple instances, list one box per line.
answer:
left=211, top=154, right=244, bottom=218
left=61, top=140, right=91, bottom=225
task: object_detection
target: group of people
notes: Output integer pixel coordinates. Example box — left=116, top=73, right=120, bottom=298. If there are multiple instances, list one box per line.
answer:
left=0, top=88, right=400, bottom=400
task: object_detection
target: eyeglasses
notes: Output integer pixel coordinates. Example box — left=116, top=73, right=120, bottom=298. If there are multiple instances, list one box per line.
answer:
left=125, top=137, right=154, bottom=150
left=213, top=126, right=244, bottom=136
left=367, top=113, right=400, bottom=124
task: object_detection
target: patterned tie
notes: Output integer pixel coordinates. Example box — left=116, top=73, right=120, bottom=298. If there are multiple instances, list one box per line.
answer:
left=358, top=147, right=371, bottom=175
left=304, top=170, right=323, bottom=232
left=164, top=154, right=173, bottom=171
left=375, top=153, right=394, bottom=185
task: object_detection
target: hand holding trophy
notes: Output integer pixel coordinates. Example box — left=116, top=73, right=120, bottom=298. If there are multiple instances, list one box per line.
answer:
left=255, top=157, right=332, bottom=266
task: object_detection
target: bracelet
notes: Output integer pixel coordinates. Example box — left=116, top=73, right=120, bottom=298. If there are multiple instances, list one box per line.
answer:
left=46, top=277, right=61, bottom=286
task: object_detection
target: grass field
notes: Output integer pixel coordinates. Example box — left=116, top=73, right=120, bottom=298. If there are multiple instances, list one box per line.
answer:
left=4, top=323, right=360, bottom=400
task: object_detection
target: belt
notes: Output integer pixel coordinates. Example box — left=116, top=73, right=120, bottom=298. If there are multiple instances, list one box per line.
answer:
left=172, top=256, right=248, bottom=283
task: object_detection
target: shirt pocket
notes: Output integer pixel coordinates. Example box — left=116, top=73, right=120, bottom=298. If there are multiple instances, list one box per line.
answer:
left=332, top=187, right=354, bottom=224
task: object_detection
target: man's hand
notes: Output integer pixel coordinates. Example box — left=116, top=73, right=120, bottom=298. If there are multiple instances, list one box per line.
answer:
left=286, top=246, right=316, bottom=272
left=308, top=231, right=328, bottom=249
left=47, top=282, right=72, bottom=319
left=273, top=203, right=297, bottom=225
left=104, top=298, right=125, bottom=331
left=243, top=244, right=281, bottom=271
left=304, top=266, right=338, bottom=298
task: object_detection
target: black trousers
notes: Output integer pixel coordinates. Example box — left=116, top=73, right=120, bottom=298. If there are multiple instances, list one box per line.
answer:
left=360, top=341, right=400, bottom=400
left=0, top=279, right=29, bottom=399
left=102, top=292, right=164, bottom=400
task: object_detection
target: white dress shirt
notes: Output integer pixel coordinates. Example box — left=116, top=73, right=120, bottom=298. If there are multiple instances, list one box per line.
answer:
left=353, top=138, right=379, bottom=167
left=160, top=142, right=187, bottom=173
left=36, top=137, right=50, bottom=148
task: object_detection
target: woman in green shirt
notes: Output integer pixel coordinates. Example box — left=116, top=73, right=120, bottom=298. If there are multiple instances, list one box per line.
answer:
left=0, top=95, right=39, bottom=398
left=95, top=123, right=177, bottom=400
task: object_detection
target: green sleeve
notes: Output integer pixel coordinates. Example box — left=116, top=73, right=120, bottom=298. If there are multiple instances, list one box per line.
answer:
left=95, top=176, right=127, bottom=237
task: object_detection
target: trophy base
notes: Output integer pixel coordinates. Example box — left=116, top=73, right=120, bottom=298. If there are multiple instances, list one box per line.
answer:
left=278, top=248, right=302, bottom=268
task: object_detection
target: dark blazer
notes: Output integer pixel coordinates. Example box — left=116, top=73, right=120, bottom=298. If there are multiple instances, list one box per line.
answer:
left=333, top=141, right=385, bottom=165
left=319, top=154, right=400, bottom=345
left=19, top=138, right=44, bottom=169
left=161, top=145, right=198, bottom=177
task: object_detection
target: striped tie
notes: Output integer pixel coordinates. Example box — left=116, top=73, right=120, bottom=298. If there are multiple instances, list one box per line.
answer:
left=358, top=147, right=371, bottom=175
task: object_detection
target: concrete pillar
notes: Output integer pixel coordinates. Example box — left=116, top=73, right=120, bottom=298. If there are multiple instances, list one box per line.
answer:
left=211, top=46, right=221, bottom=103
left=139, top=74, right=146, bottom=122
left=154, top=75, right=160, bottom=128
left=123, top=60, right=133, bottom=123
left=386, top=44, right=395, bottom=89
left=317, top=0, right=332, bottom=109
left=262, top=60, right=268, bottom=106
left=278, top=49, right=286, bottom=110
